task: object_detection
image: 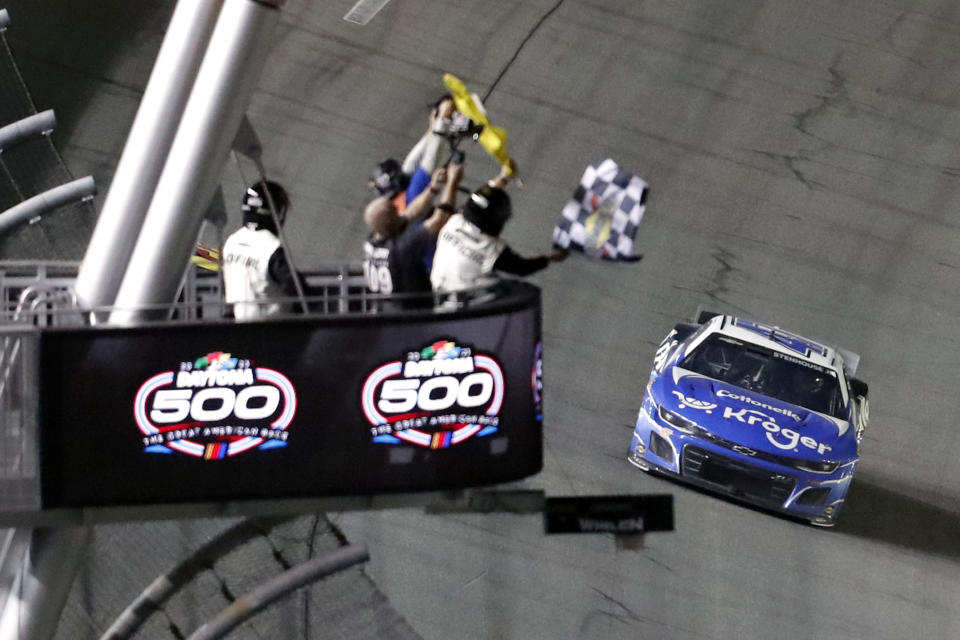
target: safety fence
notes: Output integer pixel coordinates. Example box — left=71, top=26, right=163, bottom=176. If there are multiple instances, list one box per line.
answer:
left=0, top=259, right=511, bottom=324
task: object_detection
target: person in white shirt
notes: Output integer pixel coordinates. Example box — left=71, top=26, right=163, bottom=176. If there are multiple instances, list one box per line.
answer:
left=222, top=181, right=300, bottom=320
left=430, top=164, right=566, bottom=297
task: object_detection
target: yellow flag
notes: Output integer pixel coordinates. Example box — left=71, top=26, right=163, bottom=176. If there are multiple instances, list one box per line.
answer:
left=443, top=73, right=514, bottom=174
left=191, top=242, right=220, bottom=271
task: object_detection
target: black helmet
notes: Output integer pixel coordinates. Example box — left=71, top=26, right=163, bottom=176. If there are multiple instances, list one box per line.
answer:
left=370, top=158, right=409, bottom=198
left=463, top=184, right=511, bottom=236
left=242, top=180, right=289, bottom=227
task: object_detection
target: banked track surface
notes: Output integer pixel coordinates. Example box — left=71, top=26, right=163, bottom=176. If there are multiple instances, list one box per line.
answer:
left=2, top=0, right=959, bottom=638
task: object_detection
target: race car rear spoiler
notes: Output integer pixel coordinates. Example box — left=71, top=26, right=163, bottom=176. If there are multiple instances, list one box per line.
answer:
left=836, top=347, right=860, bottom=377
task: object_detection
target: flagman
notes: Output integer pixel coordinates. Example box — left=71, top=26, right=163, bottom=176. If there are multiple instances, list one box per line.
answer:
left=430, top=161, right=567, bottom=296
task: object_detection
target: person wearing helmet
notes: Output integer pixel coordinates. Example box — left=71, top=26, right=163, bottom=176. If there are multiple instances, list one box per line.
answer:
left=222, top=180, right=301, bottom=320
left=430, top=163, right=567, bottom=296
left=363, top=161, right=463, bottom=309
left=798, top=369, right=836, bottom=415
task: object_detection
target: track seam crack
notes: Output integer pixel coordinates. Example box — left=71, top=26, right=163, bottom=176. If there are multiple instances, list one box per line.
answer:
left=483, top=0, right=566, bottom=102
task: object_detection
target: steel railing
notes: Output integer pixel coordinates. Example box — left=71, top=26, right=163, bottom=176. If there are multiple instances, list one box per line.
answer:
left=1, top=260, right=509, bottom=325
left=0, top=260, right=373, bottom=324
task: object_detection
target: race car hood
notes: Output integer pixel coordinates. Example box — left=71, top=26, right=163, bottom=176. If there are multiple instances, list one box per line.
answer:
left=653, top=368, right=857, bottom=461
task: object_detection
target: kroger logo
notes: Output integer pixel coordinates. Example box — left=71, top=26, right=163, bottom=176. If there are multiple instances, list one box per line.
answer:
left=722, top=407, right=832, bottom=455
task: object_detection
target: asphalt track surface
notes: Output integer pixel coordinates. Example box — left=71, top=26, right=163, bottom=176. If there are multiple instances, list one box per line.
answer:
left=4, top=0, right=960, bottom=638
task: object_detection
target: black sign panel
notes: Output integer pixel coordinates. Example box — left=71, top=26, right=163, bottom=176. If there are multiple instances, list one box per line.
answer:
left=38, top=284, right=543, bottom=509
left=544, top=495, right=674, bottom=534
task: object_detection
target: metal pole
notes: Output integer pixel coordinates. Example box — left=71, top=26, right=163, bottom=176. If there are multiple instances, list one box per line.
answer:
left=111, top=0, right=281, bottom=324
left=0, top=110, right=56, bottom=151
left=0, top=176, right=96, bottom=236
left=75, top=0, right=225, bottom=312
left=0, top=526, right=93, bottom=640
left=100, top=516, right=294, bottom=640
left=254, top=167, right=310, bottom=313
left=186, top=545, right=370, bottom=640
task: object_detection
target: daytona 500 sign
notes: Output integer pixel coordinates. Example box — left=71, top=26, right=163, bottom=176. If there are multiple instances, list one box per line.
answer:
left=362, top=340, right=504, bottom=449
left=38, top=283, right=543, bottom=509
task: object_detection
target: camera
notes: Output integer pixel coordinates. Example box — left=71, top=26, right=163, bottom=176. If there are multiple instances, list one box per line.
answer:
left=447, top=113, right=484, bottom=143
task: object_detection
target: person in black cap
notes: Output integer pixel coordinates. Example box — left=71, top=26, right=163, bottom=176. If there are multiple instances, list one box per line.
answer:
left=368, top=95, right=456, bottom=212
left=430, top=162, right=566, bottom=295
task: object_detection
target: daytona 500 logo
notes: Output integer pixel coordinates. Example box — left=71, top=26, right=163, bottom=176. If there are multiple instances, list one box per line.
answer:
left=134, top=351, right=297, bottom=460
left=361, top=340, right=503, bottom=449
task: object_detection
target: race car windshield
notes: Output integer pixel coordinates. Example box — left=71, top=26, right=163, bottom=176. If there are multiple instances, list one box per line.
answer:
left=681, top=335, right=844, bottom=418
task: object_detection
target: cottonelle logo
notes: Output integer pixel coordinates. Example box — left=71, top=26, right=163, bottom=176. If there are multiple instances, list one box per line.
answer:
left=716, top=389, right=801, bottom=422
left=134, top=351, right=297, bottom=460
left=361, top=340, right=504, bottom=449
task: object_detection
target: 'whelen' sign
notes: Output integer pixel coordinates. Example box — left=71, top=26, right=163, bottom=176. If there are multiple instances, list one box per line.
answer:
left=544, top=495, right=674, bottom=534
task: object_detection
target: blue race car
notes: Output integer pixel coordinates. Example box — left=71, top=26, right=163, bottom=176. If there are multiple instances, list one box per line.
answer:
left=628, top=312, right=869, bottom=526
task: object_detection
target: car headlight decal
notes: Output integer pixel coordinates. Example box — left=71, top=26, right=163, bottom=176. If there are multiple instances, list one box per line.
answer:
left=793, top=459, right=840, bottom=474
left=657, top=405, right=699, bottom=434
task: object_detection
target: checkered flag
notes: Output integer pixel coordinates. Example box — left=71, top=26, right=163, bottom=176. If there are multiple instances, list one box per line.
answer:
left=552, top=159, right=648, bottom=262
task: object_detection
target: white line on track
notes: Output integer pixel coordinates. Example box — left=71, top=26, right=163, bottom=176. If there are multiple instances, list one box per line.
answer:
left=343, top=0, right=391, bottom=25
